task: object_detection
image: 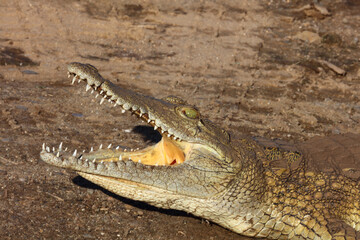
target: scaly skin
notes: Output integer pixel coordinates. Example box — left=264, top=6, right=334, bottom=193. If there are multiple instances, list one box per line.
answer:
left=40, top=63, right=360, bottom=239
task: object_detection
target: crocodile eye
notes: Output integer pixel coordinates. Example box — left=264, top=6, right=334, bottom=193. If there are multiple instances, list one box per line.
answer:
left=178, top=107, right=199, bottom=119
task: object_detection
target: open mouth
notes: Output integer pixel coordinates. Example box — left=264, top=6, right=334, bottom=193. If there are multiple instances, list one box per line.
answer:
left=42, top=63, right=194, bottom=167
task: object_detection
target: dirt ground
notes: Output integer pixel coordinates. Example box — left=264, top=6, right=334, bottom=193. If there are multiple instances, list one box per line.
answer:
left=0, top=0, right=360, bottom=239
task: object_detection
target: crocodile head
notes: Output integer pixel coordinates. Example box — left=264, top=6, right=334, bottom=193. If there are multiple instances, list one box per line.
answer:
left=41, top=63, right=250, bottom=226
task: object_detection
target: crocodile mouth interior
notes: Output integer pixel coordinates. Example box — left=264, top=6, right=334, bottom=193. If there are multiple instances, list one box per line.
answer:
left=42, top=70, right=193, bottom=167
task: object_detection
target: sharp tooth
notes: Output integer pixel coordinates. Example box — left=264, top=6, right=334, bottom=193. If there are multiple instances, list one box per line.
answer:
left=56, top=152, right=60, bottom=158
left=95, top=94, right=99, bottom=98
left=100, top=98, right=105, bottom=105
left=91, top=90, right=94, bottom=94
left=107, top=144, right=112, bottom=149
left=121, top=109, right=126, bottom=114
left=139, top=113, right=143, bottom=117
left=72, top=149, right=77, bottom=157
left=86, top=85, right=91, bottom=92
left=64, top=147, right=68, bottom=151
left=67, top=72, right=71, bottom=78
left=154, top=126, right=158, bottom=130
left=161, top=130, right=164, bottom=134
left=116, top=146, right=119, bottom=150
left=71, top=76, right=76, bottom=85
left=99, top=144, right=103, bottom=149
left=42, top=143, right=45, bottom=151
left=100, top=90, right=104, bottom=95
left=85, top=159, right=89, bottom=162
left=119, top=155, right=122, bottom=160
left=78, top=78, right=81, bottom=83
left=59, top=142, right=63, bottom=151
left=82, top=149, right=86, bottom=153
left=94, top=86, right=98, bottom=90
left=167, top=134, right=171, bottom=138
left=90, top=147, right=94, bottom=152
left=46, top=146, right=50, bottom=152
left=92, top=159, right=96, bottom=163
left=80, top=155, right=83, bottom=160
left=147, top=119, right=151, bottom=123
left=108, top=99, right=111, bottom=102
left=114, top=103, right=117, bottom=107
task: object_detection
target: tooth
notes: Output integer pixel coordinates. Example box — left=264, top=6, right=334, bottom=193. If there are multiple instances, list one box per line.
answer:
left=121, top=109, right=126, bottom=114
left=52, top=147, right=55, bottom=152
left=56, top=152, right=60, bottom=158
left=167, top=134, right=171, bottom=138
left=64, top=147, right=68, bottom=151
left=91, top=90, right=94, bottom=94
left=114, top=103, right=117, bottom=107
left=154, top=126, right=158, bottom=130
left=78, top=78, right=81, bottom=83
left=99, top=144, right=103, bottom=149
left=100, top=90, right=104, bottom=95
left=82, top=149, right=85, bottom=153
left=100, top=98, right=105, bottom=105
left=116, top=146, right=119, bottom=150
left=108, top=99, right=111, bottom=102
left=138, top=159, right=141, bottom=163
left=72, top=149, right=77, bottom=157
left=42, top=143, right=45, bottom=151
left=85, top=159, right=89, bottom=162
left=139, top=113, right=143, bottom=117
left=119, top=155, right=122, bottom=160
left=46, top=146, right=50, bottom=152
left=67, top=72, right=71, bottom=78
left=108, top=144, right=112, bottom=149
left=59, top=142, right=63, bottom=151
left=161, top=130, right=164, bottom=134
left=90, top=147, right=94, bottom=152
left=92, top=159, right=96, bottom=163
left=95, top=94, right=99, bottom=98
left=80, top=155, right=83, bottom=160
left=94, top=86, right=98, bottom=90
left=86, top=85, right=91, bottom=92
left=71, top=76, right=76, bottom=85
left=147, top=119, right=151, bottom=123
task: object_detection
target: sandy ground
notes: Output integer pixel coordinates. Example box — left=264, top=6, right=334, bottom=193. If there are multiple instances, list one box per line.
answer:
left=0, top=0, right=360, bottom=239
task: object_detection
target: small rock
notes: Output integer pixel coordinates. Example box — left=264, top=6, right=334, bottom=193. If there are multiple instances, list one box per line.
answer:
left=295, top=31, right=321, bottom=43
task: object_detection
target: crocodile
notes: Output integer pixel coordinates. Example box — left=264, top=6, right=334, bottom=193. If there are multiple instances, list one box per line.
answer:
left=40, top=62, right=360, bottom=239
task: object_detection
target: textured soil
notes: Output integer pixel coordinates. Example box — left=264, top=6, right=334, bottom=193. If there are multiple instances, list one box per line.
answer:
left=1, top=0, right=360, bottom=239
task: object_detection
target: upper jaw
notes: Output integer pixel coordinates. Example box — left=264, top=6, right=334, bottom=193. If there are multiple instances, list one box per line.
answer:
left=67, top=62, right=194, bottom=142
